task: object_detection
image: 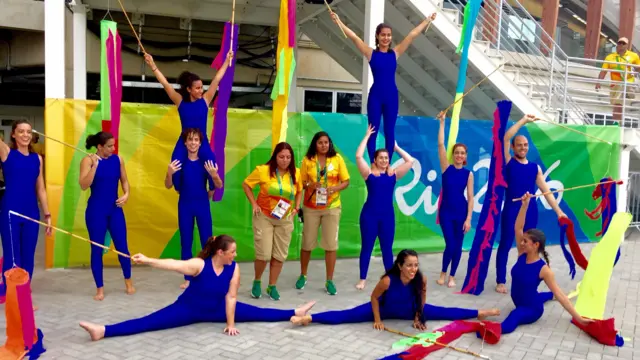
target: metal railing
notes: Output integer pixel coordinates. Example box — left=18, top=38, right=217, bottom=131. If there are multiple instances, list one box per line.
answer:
left=556, top=57, right=639, bottom=128
left=628, top=172, right=640, bottom=230
left=437, top=0, right=591, bottom=123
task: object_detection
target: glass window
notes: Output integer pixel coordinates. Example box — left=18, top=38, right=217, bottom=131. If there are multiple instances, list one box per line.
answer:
left=507, top=15, right=536, bottom=43
left=336, top=92, right=362, bottom=114
left=304, top=90, right=333, bottom=113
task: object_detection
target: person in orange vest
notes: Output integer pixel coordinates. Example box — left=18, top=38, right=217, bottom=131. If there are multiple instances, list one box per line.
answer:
left=596, top=37, right=640, bottom=121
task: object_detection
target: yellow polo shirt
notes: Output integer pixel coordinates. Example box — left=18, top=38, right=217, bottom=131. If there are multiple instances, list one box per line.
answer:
left=244, top=165, right=302, bottom=217
left=602, top=50, right=640, bottom=82
left=300, top=153, right=350, bottom=209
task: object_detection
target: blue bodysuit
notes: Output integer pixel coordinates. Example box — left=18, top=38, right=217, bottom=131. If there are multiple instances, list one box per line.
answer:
left=501, top=253, right=553, bottom=334
left=311, top=273, right=479, bottom=324
left=85, top=155, right=132, bottom=289
left=102, top=260, right=295, bottom=337
left=359, top=173, right=396, bottom=280
left=172, top=158, right=212, bottom=280
left=172, top=98, right=216, bottom=191
left=0, top=150, right=40, bottom=297
left=496, top=159, right=538, bottom=285
left=367, top=50, right=399, bottom=162
left=439, top=165, right=471, bottom=277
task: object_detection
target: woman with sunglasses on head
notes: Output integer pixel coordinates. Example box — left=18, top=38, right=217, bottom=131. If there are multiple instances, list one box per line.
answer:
left=295, top=132, right=350, bottom=296
left=355, top=124, right=414, bottom=290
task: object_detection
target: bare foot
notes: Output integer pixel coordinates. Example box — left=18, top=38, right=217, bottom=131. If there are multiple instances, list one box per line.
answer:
left=94, top=288, right=105, bottom=301
left=33, top=305, right=38, bottom=311
left=478, top=308, right=500, bottom=320
left=290, top=314, right=312, bottom=326
left=436, top=273, right=446, bottom=286
left=180, top=280, right=190, bottom=289
left=125, top=279, right=136, bottom=295
left=447, top=277, right=456, bottom=288
left=355, top=279, right=366, bottom=290
left=495, top=284, right=507, bottom=294
left=295, top=301, right=316, bottom=316
left=79, top=322, right=106, bottom=341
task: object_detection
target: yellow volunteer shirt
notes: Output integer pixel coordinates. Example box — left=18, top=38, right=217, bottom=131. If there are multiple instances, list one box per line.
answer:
left=301, top=153, right=350, bottom=209
left=602, top=50, right=640, bottom=82
left=244, top=165, right=302, bottom=217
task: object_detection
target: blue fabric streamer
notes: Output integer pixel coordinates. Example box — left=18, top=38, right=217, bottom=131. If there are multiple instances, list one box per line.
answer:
left=559, top=223, right=576, bottom=279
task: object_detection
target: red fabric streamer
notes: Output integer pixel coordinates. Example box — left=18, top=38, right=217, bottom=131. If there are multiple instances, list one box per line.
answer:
left=571, top=318, right=624, bottom=346
left=584, top=177, right=613, bottom=237
left=558, top=217, right=589, bottom=270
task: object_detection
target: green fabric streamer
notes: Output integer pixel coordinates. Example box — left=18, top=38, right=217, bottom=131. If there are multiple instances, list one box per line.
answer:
left=270, top=49, right=287, bottom=101
left=391, top=331, right=444, bottom=350
left=456, top=3, right=471, bottom=54
left=100, top=20, right=118, bottom=120
left=287, top=54, right=297, bottom=96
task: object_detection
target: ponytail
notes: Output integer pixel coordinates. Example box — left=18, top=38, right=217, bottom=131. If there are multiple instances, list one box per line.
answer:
left=85, top=131, right=114, bottom=150
left=197, top=234, right=235, bottom=259
left=542, top=250, right=551, bottom=267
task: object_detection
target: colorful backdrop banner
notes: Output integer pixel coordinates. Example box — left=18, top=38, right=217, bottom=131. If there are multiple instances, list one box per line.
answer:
left=44, top=99, right=620, bottom=268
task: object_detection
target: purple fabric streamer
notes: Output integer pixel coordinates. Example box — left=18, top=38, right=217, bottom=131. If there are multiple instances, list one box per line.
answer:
left=16, top=279, right=35, bottom=351
left=287, top=0, right=297, bottom=47
left=209, top=22, right=239, bottom=201
left=106, top=30, right=123, bottom=154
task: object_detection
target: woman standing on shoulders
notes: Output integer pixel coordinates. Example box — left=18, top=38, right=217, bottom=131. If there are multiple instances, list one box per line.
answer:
left=242, top=142, right=302, bottom=301
left=355, top=125, right=414, bottom=290
left=0, top=120, right=52, bottom=303
left=435, top=112, right=473, bottom=289
left=295, top=132, right=350, bottom=296
left=79, top=131, right=134, bottom=301
left=330, top=10, right=436, bottom=162
left=165, top=128, right=223, bottom=290
left=145, top=51, right=233, bottom=192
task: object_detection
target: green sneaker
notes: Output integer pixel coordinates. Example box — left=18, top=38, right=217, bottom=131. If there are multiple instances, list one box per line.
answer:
left=325, top=280, right=337, bottom=295
left=251, top=280, right=262, bottom=298
left=266, top=285, right=280, bottom=300
left=295, top=275, right=307, bottom=290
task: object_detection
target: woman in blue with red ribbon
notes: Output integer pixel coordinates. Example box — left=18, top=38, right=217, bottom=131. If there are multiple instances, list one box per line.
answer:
left=330, top=11, right=436, bottom=162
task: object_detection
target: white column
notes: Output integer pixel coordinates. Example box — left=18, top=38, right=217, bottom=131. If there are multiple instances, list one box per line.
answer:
left=45, top=0, right=66, bottom=99
left=361, top=0, right=384, bottom=114
left=73, top=4, right=87, bottom=100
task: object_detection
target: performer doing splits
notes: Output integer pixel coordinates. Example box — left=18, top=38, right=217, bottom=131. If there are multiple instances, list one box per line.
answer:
left=144, top=51, right=233, bottom=192
left=496, top=115, right=567, bottom=294
left=165, top=128, right=223, bottom=290
left=436, top=112, right=473, bottom=289
left=499, top=192, right=591, bottom=334
left=291, top=249, right=499, bottom=329
left=330, top=11, right=436, bottom=161
left=79, top=131, right=134, bottom=301
left=0, top=120, right=52, bottom=303
left=355, top=125, right=414, bottom=290
left=79, top=235, right=316, bottom=340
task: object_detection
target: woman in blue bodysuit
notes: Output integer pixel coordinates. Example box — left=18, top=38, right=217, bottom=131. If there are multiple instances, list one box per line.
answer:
left=144, top=51, right=233, bottom=192
left=436, top=112, right=474, bottom=289
left=165, top=128, right=223, bottom=289
left=499, top=192, right=591, bottom=334
left=0, top=120, right=52, bottom=304
left=354, top=125, right=414, bottom=290
left=330, top=11, right=436, bottom=162
left=291, top=249, right=499, bottom=329
left=79, top=131, right=134, bottom=301
left=79, top=235, right=316, bottom=340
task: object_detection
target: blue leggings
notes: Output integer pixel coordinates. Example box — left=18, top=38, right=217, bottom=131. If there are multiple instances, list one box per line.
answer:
left=85, top=207, right=132, bottom=289
left=104, top=301, right=295, bottom=338
left=366, top=87, right=399, bottom=162
left=0, top=210, right=39, bottom=293
left=501, top=292, right=553, bottom=334
left=179, top=199, right=212, bottom=280
left=440, top=214, right=465, bottom=277
left=311, top=302, right=478, bottom=324
left=496, top=204, right=537, bottom=284
left=172, top=137, right=216, bottom=191
left=359, top=210, right=395, bottom=280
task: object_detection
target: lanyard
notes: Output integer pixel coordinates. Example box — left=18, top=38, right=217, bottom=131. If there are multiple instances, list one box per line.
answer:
left=316, top=158, right=328, bottom=185
left=276, top=169, right=294, bottom=201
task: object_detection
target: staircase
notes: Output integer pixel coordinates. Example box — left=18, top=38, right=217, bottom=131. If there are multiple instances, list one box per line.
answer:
left=299, top=0, right=591, bottom=123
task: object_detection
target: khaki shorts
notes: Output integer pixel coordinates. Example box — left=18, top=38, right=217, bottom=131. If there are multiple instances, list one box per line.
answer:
left=609, top=84, right=636, bottom=105
left=302, top=206, right=341, bottom=251
left=252, top=212, right=294, bottom=262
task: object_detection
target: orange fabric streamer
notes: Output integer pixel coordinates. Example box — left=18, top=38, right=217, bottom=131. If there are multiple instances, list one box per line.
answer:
left=0, top=268, right=38, bottom=360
